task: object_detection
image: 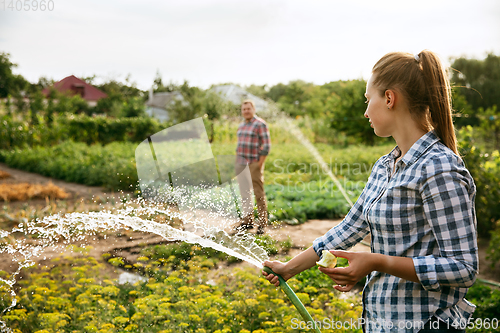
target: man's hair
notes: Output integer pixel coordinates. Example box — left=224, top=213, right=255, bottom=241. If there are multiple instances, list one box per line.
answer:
left=241, top=99, right=256, bottom=109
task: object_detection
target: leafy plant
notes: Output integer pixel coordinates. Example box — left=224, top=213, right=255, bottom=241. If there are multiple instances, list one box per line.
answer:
left=465, top=282, right=500, bottom=332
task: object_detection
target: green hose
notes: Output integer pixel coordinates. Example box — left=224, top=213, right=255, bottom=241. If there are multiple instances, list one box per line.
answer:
left=263, top=266, right=321, bottom=333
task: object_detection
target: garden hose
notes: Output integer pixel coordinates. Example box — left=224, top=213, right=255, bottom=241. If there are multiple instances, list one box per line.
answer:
left=263, top=267, right=321, bottom=333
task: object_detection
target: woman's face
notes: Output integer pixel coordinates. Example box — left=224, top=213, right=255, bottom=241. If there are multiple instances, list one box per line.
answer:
left=364, top=75, right=393, bottom=138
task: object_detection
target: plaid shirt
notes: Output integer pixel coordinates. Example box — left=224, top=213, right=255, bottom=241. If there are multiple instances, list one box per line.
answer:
left=313, top=131, right=478, bottom=332
left=236, top=116, right=271, bottom=164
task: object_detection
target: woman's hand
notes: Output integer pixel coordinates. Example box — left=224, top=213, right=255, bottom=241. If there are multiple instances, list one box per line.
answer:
left=262, top=247, right=321, bottom=287
left=262, top=260, right=293, bottom=287
left=319, top=250, right=378, bottom=292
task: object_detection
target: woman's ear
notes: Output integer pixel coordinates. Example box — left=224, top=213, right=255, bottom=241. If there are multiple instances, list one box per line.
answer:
left=385, top=89, right=395, bottom=109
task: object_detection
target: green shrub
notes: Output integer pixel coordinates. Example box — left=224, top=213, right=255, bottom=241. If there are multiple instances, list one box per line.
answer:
left=458, top=126, right=500, bottom=237
left=0, top=141, right=138, bottom=191
left=0, top=114, right=170, bottom=150
left=466, top=282, right=500, bottom=332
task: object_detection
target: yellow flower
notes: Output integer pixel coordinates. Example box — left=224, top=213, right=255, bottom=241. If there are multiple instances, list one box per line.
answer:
left=100, top=323, right=115, bottom=329
left=244, top=298, right=258, bottom=307
left=189, top=314, right=201, bottom=322
left=258, top=312, right=271, bottom=319
left=83, top=324, right=98, bottom=332
left=206, top=311, right=219, bottom=319
left=296, top=292, right=311, bottom=305
left=303, top=286, right=318, bottom=294
left=271, top=299, right=284, bottom=305
left=112, top=316, right=129, bottom=325
left=102, top=285, right=120, bottom=297
left=131, top=312, right=144, bottom=321
left=125, top=324, right=138, bottom=331
left=263, top=321, right=276, bottom=327
left=78, top=311, right=95, bottom=321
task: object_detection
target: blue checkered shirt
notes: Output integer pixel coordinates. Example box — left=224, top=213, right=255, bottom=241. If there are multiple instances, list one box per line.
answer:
left=313, top=131, right=478, bottom=332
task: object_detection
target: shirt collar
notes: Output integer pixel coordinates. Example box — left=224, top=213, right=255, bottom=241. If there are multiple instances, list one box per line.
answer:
left=244, top=116, right=256, bottom=124
left=382, top=130, right=441, bottom=168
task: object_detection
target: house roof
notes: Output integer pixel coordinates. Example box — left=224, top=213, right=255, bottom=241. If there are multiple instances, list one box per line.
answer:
left=211, top=84, right=268, bottom=111
left=43, top=75, right=107, bottom=101
left=146, top=91, right=184, bottom=109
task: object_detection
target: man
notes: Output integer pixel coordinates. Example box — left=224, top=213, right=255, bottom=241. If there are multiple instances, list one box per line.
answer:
left=235, top=99, right=271, bottom=234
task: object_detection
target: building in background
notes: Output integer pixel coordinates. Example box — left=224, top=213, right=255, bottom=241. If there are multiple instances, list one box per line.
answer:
left=42, top=75, right=107, bottom=107
left=145, top=89, right=186, bottom=122
left=211, top=84, right=268, bottom=112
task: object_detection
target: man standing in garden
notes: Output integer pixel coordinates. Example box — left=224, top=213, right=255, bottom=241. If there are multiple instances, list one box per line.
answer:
left=235, top=99, right=271, bottom=235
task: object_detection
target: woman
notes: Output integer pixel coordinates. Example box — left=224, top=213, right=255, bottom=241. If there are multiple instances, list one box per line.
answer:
left=263, top=50, right=478, bottom=333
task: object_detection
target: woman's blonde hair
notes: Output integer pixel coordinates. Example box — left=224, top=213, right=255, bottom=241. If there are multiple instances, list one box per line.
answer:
left=372, top=50, right=457, bottom=155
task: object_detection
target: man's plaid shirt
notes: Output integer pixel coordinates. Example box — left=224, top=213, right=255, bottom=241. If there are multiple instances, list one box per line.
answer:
left=236, top=116, right=270, bottom=165
left=313, top=131, right=478, bottom=332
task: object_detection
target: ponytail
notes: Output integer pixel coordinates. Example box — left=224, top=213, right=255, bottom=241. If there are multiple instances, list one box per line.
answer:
left=418, top=51, right=458, bottom=155
left=372, top=50, right=458, bottom=155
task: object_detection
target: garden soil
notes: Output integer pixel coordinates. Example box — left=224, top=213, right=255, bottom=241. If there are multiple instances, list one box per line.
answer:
left=0, top=162, right=499, bottom=285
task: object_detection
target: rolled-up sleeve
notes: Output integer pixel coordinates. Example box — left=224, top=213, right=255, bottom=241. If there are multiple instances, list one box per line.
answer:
left=414, top=160, right=478, bottom=292
left=313, top=187, right=370, bottom=257
left=258, top=123, right=270, bottom=156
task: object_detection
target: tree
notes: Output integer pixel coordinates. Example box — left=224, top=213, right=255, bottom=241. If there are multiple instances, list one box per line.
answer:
left=94, top=77, right=145, bottom=115
left=477, top=106, right=500, bottom=150
left=0, top=52, right=29, bottom=98
left=245, top=84, right=268, bottom=99
left=268, top=80, right=321, bottom=117
left=451, top=53, right=500, bottom=112
left=167, top=81, right=204, bottom=124
left=451, top=87, right=476, bottom=128
left=324, top=80, right=377, bottom=145
left=267, top=83, right=288, bottom=102
left=97, top=78, right=144, bottom=101
left=121, top=96, right=146, bottom=118
left=153, top=70, right=178, bottom=93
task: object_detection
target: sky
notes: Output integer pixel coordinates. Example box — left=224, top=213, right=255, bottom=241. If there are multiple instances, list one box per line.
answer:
left=1, top=0, right=499, bottom=91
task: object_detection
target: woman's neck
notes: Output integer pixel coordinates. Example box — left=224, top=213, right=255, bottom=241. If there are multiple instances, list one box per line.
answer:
left=391, top=111, right=427, bottom=157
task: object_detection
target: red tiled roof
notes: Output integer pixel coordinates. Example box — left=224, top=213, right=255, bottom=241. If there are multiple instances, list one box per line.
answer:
left=43, top=75, right=107, bottom=101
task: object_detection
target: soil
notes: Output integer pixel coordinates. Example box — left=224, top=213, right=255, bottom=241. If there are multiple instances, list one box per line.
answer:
left=1, top=162, right=499, bottom=285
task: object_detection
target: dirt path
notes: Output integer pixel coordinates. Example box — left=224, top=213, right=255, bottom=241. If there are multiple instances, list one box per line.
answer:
left=1, top=163, right=499, bottom=284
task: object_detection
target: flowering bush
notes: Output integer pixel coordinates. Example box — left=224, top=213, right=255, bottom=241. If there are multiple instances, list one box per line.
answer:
left=2, top=243, right=363, bottom=332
